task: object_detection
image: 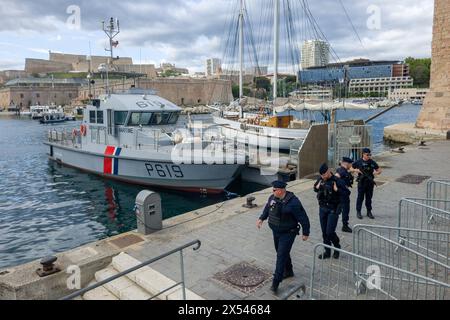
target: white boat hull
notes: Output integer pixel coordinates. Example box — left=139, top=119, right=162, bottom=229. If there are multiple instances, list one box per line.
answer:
left=46, top=143, right=243, bottom=194
left=212, top=116, right=308, bottom=151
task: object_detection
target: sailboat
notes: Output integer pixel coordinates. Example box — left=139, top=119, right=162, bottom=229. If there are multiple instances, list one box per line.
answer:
left=210, top=0, right=312, bottom=152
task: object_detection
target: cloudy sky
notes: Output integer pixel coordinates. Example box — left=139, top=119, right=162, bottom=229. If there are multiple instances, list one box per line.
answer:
left=0, top=0, right=434, bottom=73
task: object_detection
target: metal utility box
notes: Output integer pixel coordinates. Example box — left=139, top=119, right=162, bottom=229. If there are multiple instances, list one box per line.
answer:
left=135, top=190, right=162, bottom=235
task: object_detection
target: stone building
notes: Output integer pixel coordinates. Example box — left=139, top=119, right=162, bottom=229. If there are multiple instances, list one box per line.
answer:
left=77, top=77, right=232, bottom=106
left=23, top=52, right=157, bottom=79
left=416, top=0, right=450, bottom=130
left=0, top=78, right=84, bottom=110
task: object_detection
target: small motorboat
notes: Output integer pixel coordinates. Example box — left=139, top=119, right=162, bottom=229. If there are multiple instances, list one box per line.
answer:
left=39, top=112, right=67, bottom=124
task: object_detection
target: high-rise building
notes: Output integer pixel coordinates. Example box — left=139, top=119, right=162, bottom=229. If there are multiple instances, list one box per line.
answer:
left=206, top=58, right=222, bottom=76
left=301, top=40, right=330, bottom=69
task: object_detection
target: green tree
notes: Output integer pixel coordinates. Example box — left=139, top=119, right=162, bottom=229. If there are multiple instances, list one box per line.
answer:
left=160, top=69, right=181, bottom=77
left=232, top=84, right=239, bottom=99
left=405, top=57, right=431, bottom=88
left=255, top=77, right=271, bottom=92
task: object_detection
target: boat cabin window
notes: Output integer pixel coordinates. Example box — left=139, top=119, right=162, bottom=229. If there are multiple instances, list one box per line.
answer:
left=89, top=110, right=104, bottom=124
left=89, top=111, right=96, bottom=123
left=97, top=111, right=104, bottom=124
left=114, top=111, right=128, bottom=125
left=127, top=112, right=180, bottom=126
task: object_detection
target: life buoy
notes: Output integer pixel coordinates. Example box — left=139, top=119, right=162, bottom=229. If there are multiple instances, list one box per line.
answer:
left=80, top=124, right=87, bottom=136
left=72, top=128, right=77, bottom=138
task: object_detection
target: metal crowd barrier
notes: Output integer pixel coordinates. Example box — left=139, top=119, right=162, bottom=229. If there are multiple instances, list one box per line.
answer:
left=427, top=180, right=450, bottom=208
left=353, top=225, right=450, bottom=285
left=306, top=181, right=450, bottom=301
left=309, top=244, right=450, bottom=300
left=398, top=198, right=450, bottom=232
left=353, top=225, right=450, bottom=268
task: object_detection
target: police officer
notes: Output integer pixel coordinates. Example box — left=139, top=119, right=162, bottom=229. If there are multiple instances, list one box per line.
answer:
left=314, top=163, right=343, bottom=259
left=352, top=148, right=382, bottom=219
left=335, top=157, right=355, bottom=233
left=257, top=180, right=310, bottom=293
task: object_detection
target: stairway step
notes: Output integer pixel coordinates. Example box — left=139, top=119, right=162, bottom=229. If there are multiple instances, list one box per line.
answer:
left=112, top=252, right=204, bottom=300
left=95, top=267, right=133, bottom=296
left=95, top=266, right=149, bottom=300
left=112, top=252, right=149, bottom=282
left=82, top=281, right=119, bottom=300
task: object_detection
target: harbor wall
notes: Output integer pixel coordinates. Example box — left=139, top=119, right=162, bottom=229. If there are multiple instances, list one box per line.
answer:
left=0, top=86, right=79, bottom=109
left=77, top=78, right=233, bottom=106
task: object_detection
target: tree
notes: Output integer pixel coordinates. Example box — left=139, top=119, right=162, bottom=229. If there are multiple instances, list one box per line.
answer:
left=232, top=84, right=240, bottom=99
left=160, top=69, right=181, bottom=77
left=405, top=57, right=431, bottom=88
left=255, top=77, right=271, bottom=92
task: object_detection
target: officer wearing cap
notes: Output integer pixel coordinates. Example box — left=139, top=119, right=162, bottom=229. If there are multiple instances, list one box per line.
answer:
left=352, top=148, right=382, bottom=219
left=257, top=180, right=310, bottom=294
left=335, top=157, right=355, bottom=233
left=314, top=163, right=343, bottom=259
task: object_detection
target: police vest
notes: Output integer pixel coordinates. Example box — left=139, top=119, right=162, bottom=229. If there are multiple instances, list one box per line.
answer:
left=317, top=177, right=340, bottom=209
left=357, top=160, right=377, bottom=184
left=268, top=192, right=299, bottom=232
left=337, top=167, right=353, bottom=188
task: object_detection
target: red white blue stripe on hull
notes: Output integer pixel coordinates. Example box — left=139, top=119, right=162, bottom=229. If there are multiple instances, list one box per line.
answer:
left=103, top=146, right=122, bottom=175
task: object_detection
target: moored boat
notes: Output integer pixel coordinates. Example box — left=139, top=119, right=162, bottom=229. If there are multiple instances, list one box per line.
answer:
left=45, top=90, right=244, bottom=194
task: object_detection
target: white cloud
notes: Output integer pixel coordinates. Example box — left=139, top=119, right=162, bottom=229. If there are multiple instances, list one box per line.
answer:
left=0, top=0, right=434, bottom=72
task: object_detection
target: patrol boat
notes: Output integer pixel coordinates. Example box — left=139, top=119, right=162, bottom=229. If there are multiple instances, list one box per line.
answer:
left=45, top=89, right=244, bottom=194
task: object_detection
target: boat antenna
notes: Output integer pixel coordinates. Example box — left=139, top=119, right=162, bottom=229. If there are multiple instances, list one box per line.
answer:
left=102, top=17, right=120, bottom=95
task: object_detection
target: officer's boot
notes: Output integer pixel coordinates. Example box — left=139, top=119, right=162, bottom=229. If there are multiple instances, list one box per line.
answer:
left=318, top=250, right=331, bottom=260
left=270, top=280, right=280, bottom=293
left=356, top=211, right=363, bottom=219
left=333, top=245, right=341, bottom=259
left=283, top=267, right=294, bottom=279
left=367, top=211, right=375, bottom=219
left=342, top=224, right=353, bottom=233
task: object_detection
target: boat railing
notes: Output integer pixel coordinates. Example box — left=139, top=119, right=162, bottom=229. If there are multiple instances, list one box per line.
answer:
left=47, top=129, right=82, bottom=148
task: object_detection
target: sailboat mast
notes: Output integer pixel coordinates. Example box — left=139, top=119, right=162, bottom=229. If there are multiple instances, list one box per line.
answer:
left=273, top=0, right=279, bottom=100
left=239, top=0, right=244, bottom=100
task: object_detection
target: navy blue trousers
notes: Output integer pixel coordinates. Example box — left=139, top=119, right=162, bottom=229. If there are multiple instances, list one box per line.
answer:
left=338, top=197, right=350, bottom=226
left=271, top=229, right=296, bottom=283
left=319, top=207, right=340, bottom=254
left=356, top=181, right=374, bottom=212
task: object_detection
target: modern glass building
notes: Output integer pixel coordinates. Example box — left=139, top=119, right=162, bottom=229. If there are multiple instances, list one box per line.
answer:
left=298, top=60, right=407, bottom=85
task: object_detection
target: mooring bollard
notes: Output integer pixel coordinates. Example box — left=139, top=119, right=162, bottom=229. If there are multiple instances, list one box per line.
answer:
left=243, top=196, right=257, bottom=208
left=36, top=256, right=60, bottom=277
left=135, top=190, right=162, bottom=235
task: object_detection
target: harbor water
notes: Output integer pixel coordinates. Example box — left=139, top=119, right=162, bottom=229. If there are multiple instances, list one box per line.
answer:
left=0, top=104, right=421, bottom=269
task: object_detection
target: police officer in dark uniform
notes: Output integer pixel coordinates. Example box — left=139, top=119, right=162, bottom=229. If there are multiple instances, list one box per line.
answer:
left=257, top=180, right=310, bottom=293
left=314, top=163, right=343, bottom=259
left=335, top=157, right=355, bottom=233
left=352, top=148, right=382, bottom=219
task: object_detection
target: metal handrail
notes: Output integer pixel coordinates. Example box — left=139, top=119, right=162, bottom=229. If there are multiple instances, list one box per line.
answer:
left=60, top=239, right=201, bottom=300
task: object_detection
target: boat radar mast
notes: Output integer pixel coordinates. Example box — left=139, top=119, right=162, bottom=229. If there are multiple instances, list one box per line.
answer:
left=102, top=17, right=120, bottom=95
